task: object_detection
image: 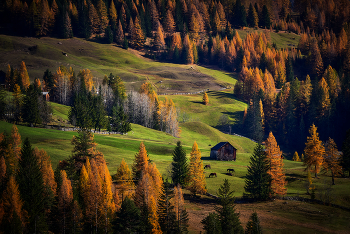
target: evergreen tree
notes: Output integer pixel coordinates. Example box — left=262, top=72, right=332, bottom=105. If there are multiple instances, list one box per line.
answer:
left=244, top=144, right=271, bottom=201
left=245, top=212, right=262, bottom=234
left=17, top=138, right=48, bottom=233
left=260, top=5, right=271, bottom=28
left=112, top=196, right=141, bottom=233
left=171, top=141, right=188, bottom=186
left=285, top=56, right=294, bottom=82
left=116, top=20, right=124, bottom=45
left=216, top=179, right=244, bottom=234
left=22, top=84, right=41, bottom=126
left=247, top=3, right=258, bottom=28
left=62, top=11, right=73, bottom=39
left=158, top=180, right=177, bottom=233
left=201, top=212, right=222, bottom=234
left=91, top=94, right=107, bottom=131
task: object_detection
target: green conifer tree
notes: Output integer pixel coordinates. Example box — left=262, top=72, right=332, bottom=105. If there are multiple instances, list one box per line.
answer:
left=171, top=141, right=188, bottom=186
left=17, top=138, right=48, bottom=233
left=244, top=144, right=271, bottom=201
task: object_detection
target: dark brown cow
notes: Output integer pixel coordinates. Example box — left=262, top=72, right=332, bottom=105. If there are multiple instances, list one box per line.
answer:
left=209, top=173, right=217, bottom=178
left=204, top=164, right=211, bottom=169
left=227, top=168, right=235, bottom=173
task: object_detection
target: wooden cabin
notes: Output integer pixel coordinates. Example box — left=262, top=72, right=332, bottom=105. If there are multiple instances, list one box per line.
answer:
left=210, top=142, right=237, bottom=161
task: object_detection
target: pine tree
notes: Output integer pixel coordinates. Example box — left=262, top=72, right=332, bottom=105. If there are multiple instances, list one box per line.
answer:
left=62, top=11, right=73, bottom=38
left=260, top=5, right=271, bottom=29
left=96, top=0, right=108, bottom=33
left=203, top=92, right=209, bottom=105
left=114, top=158, right=134, bottom=199
left=265, top=132, right=287, bottom=196
left=201, top=212, right=222, bottom=234
left=247, top=3, right=258, bottom=28
left=112, top=197, right=141, bottom=233
left=158, top=180, right=176, bottom=233
left=132, top=142, right=149, bottom=181
left=245, top=212, right=262, bottom=234
left=304, top=124, right=325, bottom=178
left=17, top=138, right=48, bottom=233
left=22, top=84, right=41, bottom=126
left=12, top=84, right=23, bottom=124
left=216, top=179, right=244, bottom=234
left=187, top=141, right=207, bottom=196
left=309, top=38, right=324, bottom=78
left=323, top=138, right=342, bottom=185
left=171, top=141, right=188, bottom=186
left=244, top=144, right=271, bottom=201
left=285, top=56, right=294, bottom=82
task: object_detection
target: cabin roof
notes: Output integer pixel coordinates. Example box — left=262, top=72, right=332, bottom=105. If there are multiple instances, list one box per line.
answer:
left=211, top=142, right=237, bottom=151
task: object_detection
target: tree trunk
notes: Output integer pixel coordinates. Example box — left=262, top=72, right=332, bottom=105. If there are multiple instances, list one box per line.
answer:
left=332, top=171, right=335, bottom=185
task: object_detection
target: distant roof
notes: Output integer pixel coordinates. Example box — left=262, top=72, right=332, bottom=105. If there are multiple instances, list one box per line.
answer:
left=211, top=142, right=237, bottom=150
left=42, top=92, right=49, bottom=95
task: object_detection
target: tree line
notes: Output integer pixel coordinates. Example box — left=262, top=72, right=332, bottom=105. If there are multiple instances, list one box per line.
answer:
left=1, top=62, right=180, bottom=137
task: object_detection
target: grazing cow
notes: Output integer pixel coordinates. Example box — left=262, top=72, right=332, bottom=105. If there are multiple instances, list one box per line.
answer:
left=227, top=168, right=235, bottom=173
left=209, top=173, right=217, bottom=178
left=204, top=164, right=211, bottom=169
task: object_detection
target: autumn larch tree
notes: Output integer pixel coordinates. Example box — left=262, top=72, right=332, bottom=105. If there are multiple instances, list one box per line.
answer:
left=115, top=20, right=124, bottom=45
left=131, top=16, right=145, bottom=50
left=153, top=24, right=166, bottom=51
left=114, top=158, right=134, bottom=199
left=187, top=141, right=207, bottom=196
left=171, top=141, right=188, bottom=186
left=164, top=9, right=176, bottom=34
left=244, top=143, right=271, bottom=201
left=59, top=170, right=73, bottom=233
left=132, top=142, right=149, bottom=181
left=173, top=184, right=189, bottom=233
left=304, top=124, right=325, bottom=178
left=0, top=176, right=25, bottom=233
left=203, top=92, right=209, bottom=105
left=293, top=151, right=301, bottom=162
left=19, top=61, right=30, bottom=91
left=323, top=138, right=342, bottom=185
left=265, top=132, right=287, bottom=197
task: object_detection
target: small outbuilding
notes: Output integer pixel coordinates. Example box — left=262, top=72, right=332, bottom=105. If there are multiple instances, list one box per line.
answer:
left=210, top=142, right=237, bottom=161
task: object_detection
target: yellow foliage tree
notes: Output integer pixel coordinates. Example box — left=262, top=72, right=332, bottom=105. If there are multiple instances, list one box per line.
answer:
left=292, top=151, right=301, bottom=162
left=19, top=61, right=30, bottom=91
left=1, top=176, right=25, bottom=231
left=304, top=124, right=324, bottom=177
left=265, top=132, right=287, bottom=196
left=133, top=142, right=149, bottom=181
left=187, top=142, right=207, bottom=196
left=114, top=158, right=134, bottom=199
left=59, top=170, right=73, bottom=233
left=202, top=92, right=209, bottom=105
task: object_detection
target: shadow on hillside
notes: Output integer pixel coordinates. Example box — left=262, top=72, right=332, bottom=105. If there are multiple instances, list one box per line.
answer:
left=183, top=193, right=217, bottom=204
left=201, top=157, right=214, bottom=160
left=191, top=101, right=205, bottom=104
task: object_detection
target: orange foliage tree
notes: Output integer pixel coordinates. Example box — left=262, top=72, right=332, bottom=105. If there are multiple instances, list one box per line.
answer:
left=202, top=92, right=209, bottom=105
left=265, top=132, right=287, bottom=196
left=132, top=142, right=150, bottom=181
left=114, top=158, right=134, bottom=199
left=304, top=124, right=325, bottom=178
